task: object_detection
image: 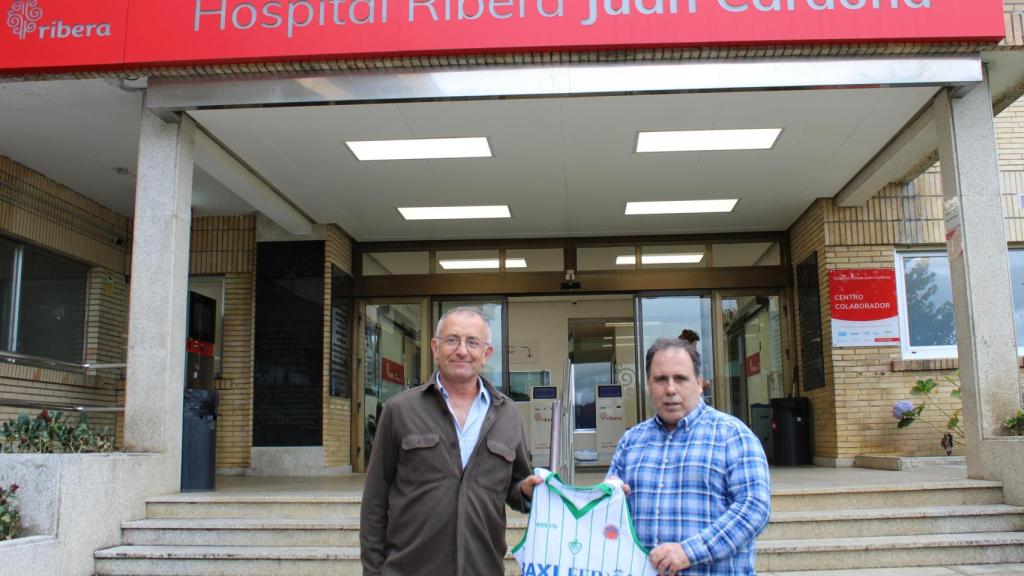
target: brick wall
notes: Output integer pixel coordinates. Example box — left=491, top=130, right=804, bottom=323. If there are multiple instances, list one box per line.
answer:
left=996, top=99, right=1024, bottom=171
left=191, top=216, right=256, bottom=470
left=790, top=158, right=1024, bottom=459
left=789, top=199, right=840, bottom=460
left=323, top=225, right=353, bottom=470
left=0, top=156, right=129, bottom=442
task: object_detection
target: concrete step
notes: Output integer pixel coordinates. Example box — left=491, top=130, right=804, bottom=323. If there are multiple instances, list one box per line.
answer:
left=761, top=504, right=1024, bottom=540
left=94, top=545, right=522, bottom=576
left=756, top=532, right=1024, bottom=572
left=121, top=516, right=529, bottom=548
left=771, top=481, right=1005, bottom=512
left=95, top=545, right=363, bottom=576
left=145, top=495, right=362, bottom=519
left=122, top=518, right=363, bottom=547
left=764, top=564, right=1024, bottom=576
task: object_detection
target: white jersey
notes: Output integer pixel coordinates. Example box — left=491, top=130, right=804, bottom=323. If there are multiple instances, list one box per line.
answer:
left=513, top=468, right=658, bottom=576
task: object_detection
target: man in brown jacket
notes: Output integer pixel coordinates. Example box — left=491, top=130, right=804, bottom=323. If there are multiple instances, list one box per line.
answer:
left=360, top=306, right=541, bottom=576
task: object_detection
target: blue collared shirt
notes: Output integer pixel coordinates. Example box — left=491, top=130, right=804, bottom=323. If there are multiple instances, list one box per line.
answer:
left=436, top=376, right=491, bottom=469
left=607, top=400, right=771, bottom=575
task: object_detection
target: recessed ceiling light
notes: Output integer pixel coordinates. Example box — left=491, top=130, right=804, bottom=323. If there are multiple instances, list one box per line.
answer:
left=439, top=259, right=500, bottom=270
left=346, top=137, right=491, bottom=161
left=625, top=200, right=738, bottom=215
left=617, top=253, right=705, bottom=265
left=398, top=206, right=511, bottom=220
left=506, top=258, right=527, bottom=268
left=636, top=129, right=781, bottom=153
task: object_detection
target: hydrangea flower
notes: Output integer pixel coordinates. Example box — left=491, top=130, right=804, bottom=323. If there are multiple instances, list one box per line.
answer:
left=893, top=400, right=915, bottom=419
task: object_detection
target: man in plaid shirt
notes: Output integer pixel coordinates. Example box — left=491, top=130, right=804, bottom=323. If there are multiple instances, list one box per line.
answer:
left=608, top=337, right=771, bottom=575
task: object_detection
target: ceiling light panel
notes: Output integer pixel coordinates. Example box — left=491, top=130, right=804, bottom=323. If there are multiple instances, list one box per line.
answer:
left=625, top=200, right=738, bottom=215
left=346, top=137, right=491, bottom=161
left=636, top=129, right=781, bottom=153
left=398, top=205, right=511, bottom=220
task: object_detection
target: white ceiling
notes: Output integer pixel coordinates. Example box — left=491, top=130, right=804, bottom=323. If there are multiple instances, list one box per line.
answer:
left=190, top=87, right=939, bottom=241
left=0, top=79, right=253, bottom=217
left=0, top=75, right=984, bottom=242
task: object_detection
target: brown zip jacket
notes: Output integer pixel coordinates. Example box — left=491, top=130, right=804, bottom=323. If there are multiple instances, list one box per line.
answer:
left=360, top=373, right=532, bottom=576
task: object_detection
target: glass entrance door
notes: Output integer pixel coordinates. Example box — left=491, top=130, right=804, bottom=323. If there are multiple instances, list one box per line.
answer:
left=635, top=294, right=714, bottom=419
left=433, top=298, right=506, bottom=390
left=568, top=318, right=637, bottom=467
left=360, top=301, right=425, bottom=467
left=719, top=293, right=784, bottom=459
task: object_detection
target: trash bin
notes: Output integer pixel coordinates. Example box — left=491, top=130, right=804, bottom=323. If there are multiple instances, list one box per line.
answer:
left=750, top=403, right=772, bottom=460
left=181, top=388, right=218, bottom=491
left=771, top=397, right=812, bottom=466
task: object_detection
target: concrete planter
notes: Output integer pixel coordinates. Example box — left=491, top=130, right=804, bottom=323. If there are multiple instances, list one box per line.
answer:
left=0, top=453, right=177, bottom=576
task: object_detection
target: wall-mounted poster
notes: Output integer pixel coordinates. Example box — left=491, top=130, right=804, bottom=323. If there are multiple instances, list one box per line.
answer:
left=830, top=269, right=900, bottom=347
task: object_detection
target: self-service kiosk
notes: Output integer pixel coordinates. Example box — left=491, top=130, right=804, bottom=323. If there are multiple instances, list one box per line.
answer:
left=596, top=385, right=625, bottom=465
left=530, top=386, right=557, bottom=467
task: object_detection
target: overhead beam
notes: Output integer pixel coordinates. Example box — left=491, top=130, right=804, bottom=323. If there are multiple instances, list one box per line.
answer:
left=192, top=128, right=313, bottom=235
left=835, top=101, right=940, bottom=208
left=146, top=56, right=983, bottom=114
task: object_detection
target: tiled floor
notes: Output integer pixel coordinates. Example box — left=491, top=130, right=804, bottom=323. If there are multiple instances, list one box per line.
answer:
left=764, top=564, right=1024, bottom=575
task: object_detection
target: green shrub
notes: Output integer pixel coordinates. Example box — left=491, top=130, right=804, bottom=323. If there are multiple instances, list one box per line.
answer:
left=1005, top=409, right=1024, bottom=436
left=0, top=410, right=114, bottom=454
left=892, top=375, right=964, bottom=455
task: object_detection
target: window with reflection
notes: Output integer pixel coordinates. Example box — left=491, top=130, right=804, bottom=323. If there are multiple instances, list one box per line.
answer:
left=0, top=239, right=88, bottom=363
left=435, top=250, right=501, bottom=274
left=505, top=248, right=563, bottom=273
left=577, top=246, right=637, bottom=271
left=895, top=251, right=957, bottom=359
left=434, top=299, right=505, bottom=389
left=712, top=242, right=781, bottom=267
left=362, top=252, right=430, bottom=276
left=636, top=295, right=714, bottom=415
left=639, top=245, right=707, bottom=269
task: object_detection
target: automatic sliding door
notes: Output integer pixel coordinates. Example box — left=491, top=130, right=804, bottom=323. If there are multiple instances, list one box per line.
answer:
left=719, top=293, right=784, bottom=458
left=362, top=302, right=424, bottom=467
left=636, top=295, right=713, bottom=419
left=434, top=299, right=506, bottom=391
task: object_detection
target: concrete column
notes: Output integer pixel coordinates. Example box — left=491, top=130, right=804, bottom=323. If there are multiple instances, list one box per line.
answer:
left=124, top=110, right=195, bottom=472
left=933, top=82, right=1024, bottom=505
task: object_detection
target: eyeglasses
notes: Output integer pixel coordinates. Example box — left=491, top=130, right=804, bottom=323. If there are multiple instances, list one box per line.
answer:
left=436, top=335, right=490, bottom=352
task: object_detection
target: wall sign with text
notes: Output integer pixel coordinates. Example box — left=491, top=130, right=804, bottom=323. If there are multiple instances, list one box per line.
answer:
left=381, top=357, right=405, bottom=385
left=829, top=268, right=900, bottom=347
left=0, top=0, right=1006, bottom=73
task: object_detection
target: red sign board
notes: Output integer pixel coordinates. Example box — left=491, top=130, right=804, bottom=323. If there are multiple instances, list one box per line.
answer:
left=381, top=357, right=405, bottom=385
left=744, top=352, right=761, bottom=377
left=829, top=268, right=900, bottom=347
left=186, top=337, right=214, bottom=358
left=0, top=0, right=1006, bottom=74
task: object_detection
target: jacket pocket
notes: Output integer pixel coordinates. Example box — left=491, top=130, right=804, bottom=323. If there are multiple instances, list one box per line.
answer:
left=399, top=433, right=446, bottom=481
left=401, top=434, right=440, bottom=450
left=475, top=439, right=515, bottom=493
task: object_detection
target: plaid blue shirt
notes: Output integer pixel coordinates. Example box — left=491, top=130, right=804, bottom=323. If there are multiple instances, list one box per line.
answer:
left=607, top=400, right=770, bottom=575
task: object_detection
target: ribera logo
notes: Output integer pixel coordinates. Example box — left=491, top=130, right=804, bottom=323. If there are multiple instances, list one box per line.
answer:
left=6, top=0, right=111, bottom=40
left=6, top=0, right=41, bottom=39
